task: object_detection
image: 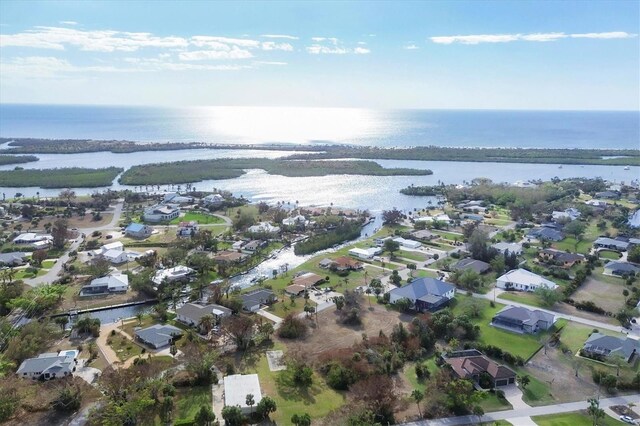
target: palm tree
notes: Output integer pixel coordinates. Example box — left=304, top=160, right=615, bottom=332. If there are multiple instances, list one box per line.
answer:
left=199, top=314, right=215, bottom=335
left=246, top=394, right=255, bottom=414
left=136, top=313, right=144, bottom=326
left=411, top=389, right=424, bottom=417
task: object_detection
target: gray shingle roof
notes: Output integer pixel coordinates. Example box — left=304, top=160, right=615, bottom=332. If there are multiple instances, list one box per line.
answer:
left=494, top=306, right=555, bottom=327
left=135, top=324, right=183, bottom=346
left=389, top=277, right=455, bottom=301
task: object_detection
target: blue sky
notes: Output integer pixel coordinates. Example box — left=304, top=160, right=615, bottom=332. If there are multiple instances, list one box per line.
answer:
left=0, top=0, right=638, bottom=109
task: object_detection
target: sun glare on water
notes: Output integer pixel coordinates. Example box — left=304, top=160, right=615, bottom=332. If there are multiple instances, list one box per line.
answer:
left=194, top=106, right=380, bottom=144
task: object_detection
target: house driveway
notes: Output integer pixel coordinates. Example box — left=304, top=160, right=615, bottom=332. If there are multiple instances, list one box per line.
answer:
left=73, top=359, right=102, bottom=384
left=257, top=309, right=283, bottom=325
left=502, top=384, right=530, bottom=410
left=212, top=372, right=225, bottom=423
left=505, top=416, right=538, bottom=426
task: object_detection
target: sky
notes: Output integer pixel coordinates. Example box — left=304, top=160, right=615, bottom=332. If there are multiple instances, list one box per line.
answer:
left=0, top=0, right=638, bottom=110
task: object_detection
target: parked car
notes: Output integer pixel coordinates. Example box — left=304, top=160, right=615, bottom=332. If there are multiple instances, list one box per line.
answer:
left=620, top=415, right=636, bottom=424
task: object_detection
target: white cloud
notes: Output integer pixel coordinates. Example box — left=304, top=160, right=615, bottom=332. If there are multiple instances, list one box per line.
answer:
left=253, top=60, right=287, bottom=66
left=354, top=47, right=370, bottom=54
left=260, top=34, right=298, bottom=40
left=179, top=48, right=253, bottom=61
left=306, top=44, right=348, bottom=54
left=261, top=41, right=293, bottom=51
left=357, top=41, right=367, bottom=45
left=430, top=31, right=637, bottom=45
left=571, top=31, right=636, bottom=39
left=190, top=35, right=260, bottom=48
left=59, top=21, right=78, bottom=26
left=404, top=44, right=419, bottom=50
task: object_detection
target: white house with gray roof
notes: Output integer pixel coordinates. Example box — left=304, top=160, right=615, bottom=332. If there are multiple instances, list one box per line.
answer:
left=496, top=269, right=558, bottom=292
left=17, top=350, right=78, bottom=380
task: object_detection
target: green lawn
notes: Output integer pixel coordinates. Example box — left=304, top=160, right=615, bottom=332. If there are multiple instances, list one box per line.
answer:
left=599, top=250, right=622, bottom=260
left=452, top=297, right=556, bottom=360
left=533, top=411, right=624, bottom=426
left=396, top=250, right=428, bottom=262
left=498, top=291, right=547, bottom=309
left=170, top=211, right=225, bottom=225
left=430, top=230, right=464, bottom=242
left=267, top=299, right=317, bottom=318
left=237, top=345, right=346, bottom=424
left=14, top=268, right=47, bottom=279
left=485, top=219, right=513, bottom=227
left=42, top=260, right=56, bottom=268
left=552, top=238, right=592, bottom=255
left=402, top=357, right=440, bottom=392
left=173, top=386, right=212, bottom=425
left=515, top=368, right=554, bottom=406
left=478, top=391, right=512, bottom=412
left=414, top=269, right=439, bottom=278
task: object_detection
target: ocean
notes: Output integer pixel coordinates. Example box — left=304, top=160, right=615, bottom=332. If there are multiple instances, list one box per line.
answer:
left=1, top=104, right=638, bottom=149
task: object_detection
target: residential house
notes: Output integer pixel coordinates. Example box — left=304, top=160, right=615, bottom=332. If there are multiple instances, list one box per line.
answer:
left=163, top=192, right=194, bottom=204
left=224, top=374, right=263, bottom=415
left=461, top=213, right=484, bottom=222
left=17, top=350, right=78, bottom=380
left=582, top=333, right=640, bottom=363
left=393, top=237, right=422, bottom=249
left=491, top=306, right=555, bottom=334
left=248, top=222, right=280, bottom=235
left=231, top=240, right=246, bottom=251
left=176, top=303, right=232, bottom=330
left=551, top=208, right=581, bottom=221
left=496, top=268, right=558, bottom=292
left=595, top=191, right=620, bottom=200
left=241, top=289, right=276, bottom=312
left=388, top=277, right=456, bottom=311
left=538, top=249, right=585, bottom=268
left=593, top=237, right=629, bottom=252
left=176, top=221, right=198, bottom=237
left=527, top=227, right=564, bottom=242
left=452, top=258, right=490, bottom=274
left=0, top=252, right=27, bottom=266
left=285, top=272, right=324, bottom=295
left=348, top=247, right=382, bottom=260
left=125, top=223, right=153, bottom=239
left=242, top=240, right=266, bottom=254
left=13, top=233, right=52, bottom=248
left=586, top=199, right=608, bottom=208
left=415, top=214, right=452, bottom=225
left=202, top=193, right=224, bottom=207
left=492, top=242, right=523, bottom=255
left=212, top=250, right=249, bottom=265
left=318, top=258, right=334, bottom=269
left=80, top=273, right=129, bottom=296
left=603, top=261, right=640, bottom=277
left=135, top=324, right=183, bottom=349
left=143, top=204, right=180, bottom=223
left=152, top=265, right=195, bottom=286
left=329, top=256, right=363, bottom=271
left=443, top=351, right=517, bottom=388
left=282, top=215, right=307, bottom=227
left=411, top=230, right=439, bottom=241
left=92, top=241, right=140, bottom=264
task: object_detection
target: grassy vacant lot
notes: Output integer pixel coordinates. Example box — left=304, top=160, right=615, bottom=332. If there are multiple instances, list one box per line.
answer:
left=401, top=358, right=440, bottom=393
left=172, top=386, right=212, bottom=425
left=267, top=298, right=317, bottom=318
left=107, top=331, right=144, bottom=362
left=498, top=291, right=546, bottom=308
left=170, top=211, right=225, bottom=225
left=570, top=277, right=626, bottom=313
left=0, top=167, right=123, bottom=188
left=396, top=249, right=428, bottom=262
left=532, top=411, right=624, bottom=426
left=452, top=297, right=559, bottom=360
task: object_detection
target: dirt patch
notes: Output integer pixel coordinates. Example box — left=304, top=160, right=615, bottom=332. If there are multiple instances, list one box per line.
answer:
left=522, top=345, right=599, bottom=403
left=266, top=350, right=286, bottom=371
left=553, top=302, right=621, bottom=326
left=571, top=277, right=627, bottom=314
left=279, top=304, right=413, bottom=361
left=66, top=213, right=114, bottom=229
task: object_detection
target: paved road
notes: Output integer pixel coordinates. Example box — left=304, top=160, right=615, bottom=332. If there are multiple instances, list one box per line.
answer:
left=24, top=237, right=82, bottom=287
left=402, top=393, right=640, bottom=426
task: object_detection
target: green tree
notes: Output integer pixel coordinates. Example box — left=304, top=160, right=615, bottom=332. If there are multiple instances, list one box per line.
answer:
left=291, top=412, right=312, bottom=426
left=255, top=396, right=277, bottom=419
left=628, top=245, right=640, bottom=263
left=51, top=384, right=82, bottom=412
left=194, top=405, right=217, bottom=426
left=384, top=239, right=400, bottom=258
left=199, top=314, right=215, bottom=335
left=51, top=218, right=69, bottom=250
left=245, top=394, right=255, bottom=414
left=519, top=374, right=531, bottom=389
left=586, top=398, right=604, bottom=426
left=534, top=286, right=562, bottom=308
left=411, top=389, right=424, bottom=417
left=221, top=406, right=243, bottom=426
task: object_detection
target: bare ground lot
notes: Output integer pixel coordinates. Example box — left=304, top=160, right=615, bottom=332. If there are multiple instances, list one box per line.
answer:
left=521, top=345, right=599, bottom=404
left=281, top=304, right=414, bottom=361
left=571, top=277, right=627, bottom=314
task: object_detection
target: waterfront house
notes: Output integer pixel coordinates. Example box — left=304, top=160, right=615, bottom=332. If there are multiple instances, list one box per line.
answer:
left=285, top=272, right=324, bottom=295
left=125, top=223, right=153, bottom=239
left=242, top=240, right=266, bottom=254
left=282, top=215, right=308, bottom=227
left=388, top=277, right=455, bottom=312
left=582, top=333, right=640, bottom=363
left=241, top=289, right=276, bottom=312
left=411, top=229, right=439, bottom=241
left=496, top=268, right=558, bottom=292
left=152, top=265, right=195, bottom=286
left=491, top=306, right=555, bottom=334
left=224, top=374, right=262, bottom=415
left=348, top=247, right=382, bottom=260
left=443, top=350, right=516, bottom=388
left=393, top=237, right=422, bottom=249
left=143, top=204, right=180, bottom=223
left=135, top=324, right=183, bottom=349
left=415, top=213, right=452, bottom=225
left=202, top=193, right=224, bottom=207
left=176, top=303, right=231, bottom=331
left=163, top=192, right=194, bottom=204
left=212, top=250, right=249, bottom=265
left=80, top=273, right=129, bottom=296
left=248, top=222, right=281, bottom=235
left=452, top=258, right=490, bottom=274
left=330, top=256, right=364, bottom=271
left=17, top=350, right=78, bottom=380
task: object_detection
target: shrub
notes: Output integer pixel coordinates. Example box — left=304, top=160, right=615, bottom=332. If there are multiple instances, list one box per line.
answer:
left=278, top=314, right=308, bottom=339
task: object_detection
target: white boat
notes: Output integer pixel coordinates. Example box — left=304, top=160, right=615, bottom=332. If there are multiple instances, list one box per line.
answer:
left=624, top=166, right=630, bottom=170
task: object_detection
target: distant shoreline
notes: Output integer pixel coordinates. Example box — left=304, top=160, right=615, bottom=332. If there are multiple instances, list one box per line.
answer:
left=0, top=138, right=638, bottom=166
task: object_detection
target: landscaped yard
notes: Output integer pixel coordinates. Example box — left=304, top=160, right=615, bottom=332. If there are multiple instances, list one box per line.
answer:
left=599, top=250, right=623, bottom=260
left=532, top=411, right=624, bottom=426
left=267, top=298, right=317, bottom=318
left=452, top=297, right=561, bottom=360
left=107, top=331, right=144, bottom=362
left=477, top=391, right=512, bottom=412
left=42, top=259, right=56, bottom=268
